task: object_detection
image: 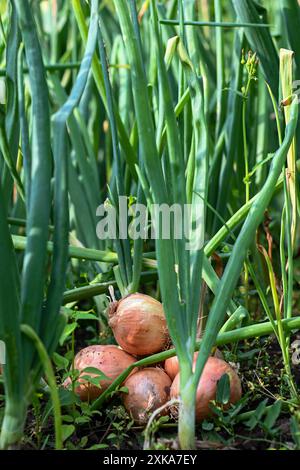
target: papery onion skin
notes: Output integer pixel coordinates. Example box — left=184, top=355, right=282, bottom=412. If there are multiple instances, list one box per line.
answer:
left=164, top=352, right=199, bottom=380
left=109, top=293, right=169, bottom=356
left=170, top=357, right=242, bottom=422
left=164, top=349, right=224, bottom=380
left=63, top=345, right=136, bottom=401
left=123, top=367, right=172, bottom=425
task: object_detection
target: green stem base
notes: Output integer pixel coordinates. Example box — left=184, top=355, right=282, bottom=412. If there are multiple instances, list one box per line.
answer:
left=178, top=387, right=196, bottom=450
left=0, top=399, right=27, bottom=449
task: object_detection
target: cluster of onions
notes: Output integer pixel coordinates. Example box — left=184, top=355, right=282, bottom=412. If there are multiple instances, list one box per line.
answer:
left=63, top=293, right=172, bottom=424
left=63, top=293, right=242, bottom=424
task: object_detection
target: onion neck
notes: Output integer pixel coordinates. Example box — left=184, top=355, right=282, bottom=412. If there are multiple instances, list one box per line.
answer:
left=178, top=368, right=197, bottom=450
left=178, top=387, right=196, bottom=449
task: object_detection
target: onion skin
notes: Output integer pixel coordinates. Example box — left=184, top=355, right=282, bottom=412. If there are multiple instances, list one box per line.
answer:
left=123, top=367, right=172, bottom=425
left=170, top=357, right=242, bottom=422
left=109, top=293, right=169, bottom=356
left=164, top=349, right=224, bottom=380
left=164, top=352, right=198, bottom=380
left=63, top=345, right=136, bottom=401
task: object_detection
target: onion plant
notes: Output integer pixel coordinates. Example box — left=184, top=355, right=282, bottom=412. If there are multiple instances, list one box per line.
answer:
left=104, top=0, right=298, bottom=449
left=0, top=0, right=99, bottom=448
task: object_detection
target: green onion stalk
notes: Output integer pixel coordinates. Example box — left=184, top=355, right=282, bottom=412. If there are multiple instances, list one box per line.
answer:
left=113, top=0, right=207, bottom=449
left=99, top=0, right=299, bottom=443
left=0, top=0, right=99, bottom=448
left=192, top=95, right=298, bottom=446
left=1, top=0, right=52, bottom=448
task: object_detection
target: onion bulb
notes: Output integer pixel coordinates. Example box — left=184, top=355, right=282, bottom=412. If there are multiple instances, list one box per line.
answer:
left=164, top=349, right=224, bottom=380
left=109, top=293, right=169, bottom=356
left=164, top=352, right=198, bottom=380
left=170, top=357, right=242, bottom=422
left=122, top=367, right=172, bottom=425
left=63, top=345, right=136, bottom=401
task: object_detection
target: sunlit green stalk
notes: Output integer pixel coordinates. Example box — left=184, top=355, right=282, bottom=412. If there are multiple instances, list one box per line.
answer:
left=159, top=19, right=270, bottom=28
left=193, top=96, right=298, bottom=421
left=0, top=400, right=26, bottom=450
left=21, top=325, right=63, bottom=450
left=258, top=245, right=298, bottom=400
left=71, top=0, right=137, bottom=179
left=267, top=75, right=297, bottom=399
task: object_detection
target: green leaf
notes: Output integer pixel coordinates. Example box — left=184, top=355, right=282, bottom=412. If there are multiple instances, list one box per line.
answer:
left=245, top=399, right=268, bottom=430
left=81, top=366, right=110, bottom=381
left=195, top=97, right=298, bottom=409
left=79, top=377, right=101, bottom=388
left=59, top=322, right=78, bottom=345
left=79, top=436, right=88, bottom=448
left=2, top=1, right=20, bottom=208
left=61, top=415, right=74, bottom=423
left=13, top=0, right=52, bottom=373
left=216, top=373, right=231, bottom=405
left=72, top=0, right=137, bottom=180
left=88, top=443, right=109, bottom=450
left=72, top=312, right=98, bottom=321
left=279, top=0, right=300, bottom=78
left=202, top=421, right=214, bottom=431
left=42, top=389, right=79, bottom=424
left=61, top=424, right=75, bottom=442
left=52, top=352, right=69, bottom=370
left=290, top=416, right=300, bottom=448
left=42, top=0, right=101, bottom=360
left=263, top=400, right=282, bottom=431
left=232, top=0, right=279, bottom=99
left=75, top=416, right=91, bottom=425
left=0, top=178, right=23, bottom=445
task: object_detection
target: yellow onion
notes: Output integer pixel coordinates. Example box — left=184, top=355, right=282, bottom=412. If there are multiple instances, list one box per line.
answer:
left=63, top=345, right=136, bottom=401
left=164, top=348, right=224, bottom=380
left=170, top=357, right=242, bottom=422
left=122, top=367, right=172, bottom=425
left=164, top=352, right=198, bottom=381
left=108, top=293, right=169, bottom=356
